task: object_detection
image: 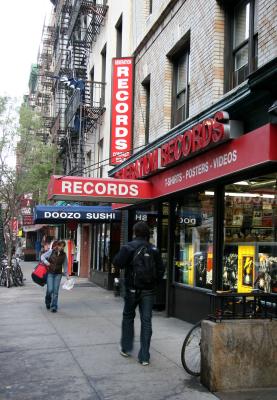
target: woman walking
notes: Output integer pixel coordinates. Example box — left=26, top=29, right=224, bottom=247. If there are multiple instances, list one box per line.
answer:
left=41, top=240, right=69, bottom=312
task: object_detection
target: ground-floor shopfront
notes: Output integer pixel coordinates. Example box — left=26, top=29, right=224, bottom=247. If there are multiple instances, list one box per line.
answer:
left=109, top=59, right=277, bottom=322
left=33, top=205, right=120, bottom=279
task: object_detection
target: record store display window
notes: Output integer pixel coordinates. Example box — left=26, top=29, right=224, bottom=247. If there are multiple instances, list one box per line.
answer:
left=223, top=173, right=277, bottom=293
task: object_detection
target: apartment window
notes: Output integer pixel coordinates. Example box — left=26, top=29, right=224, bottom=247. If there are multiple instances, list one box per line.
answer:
left=98, top=138, right=104, bottom=178
left=149, top=0, right=153, bottom=14
left=142, top=76, right=150, bottom=144
left=90, top=67, right=95, bottom=105
left=116, top=15, right=122, bottom=58
left=172, top=49, right=190, bottom=127
left=86, top=150, right=92, bottom=177
left=225, top=0, right=258, bottom=90
left=101, top=44, right=107, bottom=105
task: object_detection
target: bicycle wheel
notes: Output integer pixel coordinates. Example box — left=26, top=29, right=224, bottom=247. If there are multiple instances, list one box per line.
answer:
left=6, top=268, right=11, bottom=288
left=15, top=266, right=24, bottom=286
left=181, top=321, right=201, bottom=376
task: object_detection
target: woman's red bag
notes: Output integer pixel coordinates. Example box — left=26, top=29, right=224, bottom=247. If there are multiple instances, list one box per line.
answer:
left=31, top=263, right=48, bottom=286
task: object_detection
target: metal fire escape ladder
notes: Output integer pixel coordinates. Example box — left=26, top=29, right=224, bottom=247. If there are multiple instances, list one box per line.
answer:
left=36, top=23, right=56, bottom=142
left=51, top=0, right=73, bottom=151
left=62, top=0, right=108, bottom=176
left=67, top=0, right=108, bottom=80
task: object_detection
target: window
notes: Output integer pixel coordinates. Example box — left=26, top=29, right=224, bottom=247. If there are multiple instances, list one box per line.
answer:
left=149, top=0, right=153, bottom=15
left=115, top=15, right=122, bottom=58
left=90, top=67, right=94, bottom=105
left=173, top=191, right=214, bottom=289
left=98, top=138, right=104, bottom=178
left=222, top=173, right=277, bottom=293
left=101, top=44, right=107, bottom=105
left=142, top=76, right=150, bottom=144
left=172, top=49, right=190, bottom=127
left=226, top=0, right=258, bottom=90
left=86, top=150, right=92, bottom=177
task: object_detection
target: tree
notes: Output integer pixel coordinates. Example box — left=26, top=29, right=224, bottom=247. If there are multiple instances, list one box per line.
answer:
left=0, top=96, right=61, bottom=263
left=16, top=104, right=62, bottom=204
left=0, top=96, right=20, bottom=262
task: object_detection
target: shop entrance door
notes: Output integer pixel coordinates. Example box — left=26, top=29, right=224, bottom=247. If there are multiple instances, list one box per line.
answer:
left=80, top=225, right=90, bottom=278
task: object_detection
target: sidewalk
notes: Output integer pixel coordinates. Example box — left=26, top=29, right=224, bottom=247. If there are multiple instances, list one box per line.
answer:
left=0, top=262, right=275, bottom=400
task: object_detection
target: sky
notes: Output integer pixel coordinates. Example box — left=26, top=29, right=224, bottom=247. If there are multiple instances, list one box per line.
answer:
left=0, top=0, right=53, bottom=101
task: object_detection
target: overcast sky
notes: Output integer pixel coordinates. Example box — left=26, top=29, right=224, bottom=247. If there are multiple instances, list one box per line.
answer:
left=0, top=0, right=53, bottom=100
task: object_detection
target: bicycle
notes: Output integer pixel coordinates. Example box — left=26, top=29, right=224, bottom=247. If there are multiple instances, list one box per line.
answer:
left=0, top=258, right=11, bottom=288
left=0, top=256, right=24, bottom=288
left=180, top=290, right=277, bottom=377
left=11, top=257, right=24, bottom=286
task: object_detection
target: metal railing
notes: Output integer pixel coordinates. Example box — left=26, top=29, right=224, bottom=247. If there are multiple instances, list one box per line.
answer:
left=208, top=291, right=277, bottom=321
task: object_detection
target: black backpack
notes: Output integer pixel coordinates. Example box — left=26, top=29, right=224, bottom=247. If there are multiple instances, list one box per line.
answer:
left=131, top=244, right=157, bottom=289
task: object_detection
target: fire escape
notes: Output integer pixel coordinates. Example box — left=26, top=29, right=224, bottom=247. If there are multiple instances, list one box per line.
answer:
left=63, top=0, right=108, bottom=176
left=50, top=0, right=72, bottom=167
left=36, top=23, right=56, bottom=143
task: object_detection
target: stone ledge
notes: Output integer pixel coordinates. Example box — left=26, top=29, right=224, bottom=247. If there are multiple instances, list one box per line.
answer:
left=201, top=319, right=277, bottom=392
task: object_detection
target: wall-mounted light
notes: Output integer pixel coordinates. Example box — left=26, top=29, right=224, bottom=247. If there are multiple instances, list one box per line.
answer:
left=268, top=101, right=277, bottom=123
left=234, top=181, right=249, bottom=186
left=204, top=191, right=275, bottom=198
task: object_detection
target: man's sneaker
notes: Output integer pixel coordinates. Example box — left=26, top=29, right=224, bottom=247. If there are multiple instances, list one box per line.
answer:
left=51, top=308, right=57, bottom=313
left=120, top=349, right=130, bottom=358
left=46, top=305, right=50, bottom=310
left=140, top=361, right=149, bottom=366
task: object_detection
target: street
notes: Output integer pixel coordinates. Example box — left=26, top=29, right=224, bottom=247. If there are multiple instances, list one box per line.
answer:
left=0, top=262, right=276, bottom=400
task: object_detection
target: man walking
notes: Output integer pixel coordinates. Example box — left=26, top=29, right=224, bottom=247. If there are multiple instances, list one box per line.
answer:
left=112, top=221, right=165, bottom=366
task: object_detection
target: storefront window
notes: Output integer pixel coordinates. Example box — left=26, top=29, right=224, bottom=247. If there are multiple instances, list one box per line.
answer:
left=174, top=191, right=214, bottom=289
left=223, top=173, right=277, bottom=293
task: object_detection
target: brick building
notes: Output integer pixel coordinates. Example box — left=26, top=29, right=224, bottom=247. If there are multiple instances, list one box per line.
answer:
left=110, top=0, right=277, bottom=321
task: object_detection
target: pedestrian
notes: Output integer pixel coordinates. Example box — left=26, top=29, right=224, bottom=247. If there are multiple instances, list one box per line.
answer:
left=35, top=239, right=41, bottom=261
left=112, top=221, right=165, bottom=366
left=41, top=240, right=69, bottom=313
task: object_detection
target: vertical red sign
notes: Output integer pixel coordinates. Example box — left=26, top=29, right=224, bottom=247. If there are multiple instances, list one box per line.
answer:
left=110, top=57, right=133, bottom=165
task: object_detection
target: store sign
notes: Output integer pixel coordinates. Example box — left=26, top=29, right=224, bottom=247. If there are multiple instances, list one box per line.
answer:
left=150, top=123, right=277, bottom=199
left=23, top=215, right=33, bottom=226
left=110, top=57, right=134, bottom=165
left=48, top=176, right=152, bottom=203
left=20, top=198, right=34, bottom=207
left=114, top=111, right=242, bottom=179
left=34, top=205, right=121, bottom=223
left=21, top=207, right=33, bottom=215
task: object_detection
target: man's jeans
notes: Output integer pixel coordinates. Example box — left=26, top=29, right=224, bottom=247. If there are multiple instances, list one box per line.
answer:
left=121, top=289, right=155, bottom=363
left=45, top=273, right=62, bottom=310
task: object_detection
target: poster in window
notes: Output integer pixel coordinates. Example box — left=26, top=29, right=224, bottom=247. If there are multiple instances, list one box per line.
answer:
left=252, top=210, right=262, bottom=226
left=206, top=245, right=213, bottom=287
left=232, top=208, right=243, bottom=226
left=238, top=245, right=255, bottom=293
left=194, top=252, right=207, bottom=288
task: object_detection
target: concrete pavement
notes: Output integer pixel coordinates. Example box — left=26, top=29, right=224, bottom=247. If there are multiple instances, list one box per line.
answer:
left=0, top=262, right=276, bottom=400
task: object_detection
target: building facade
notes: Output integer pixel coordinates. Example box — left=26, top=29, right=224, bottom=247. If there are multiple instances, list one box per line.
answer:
left=109, top=0, right=277, bottom=322
left=26, top=0, right=277, bottom=322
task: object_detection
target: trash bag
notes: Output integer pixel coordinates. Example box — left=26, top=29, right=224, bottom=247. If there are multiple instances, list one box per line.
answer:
left=62, top=277, right=76, bottom=290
